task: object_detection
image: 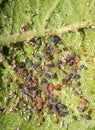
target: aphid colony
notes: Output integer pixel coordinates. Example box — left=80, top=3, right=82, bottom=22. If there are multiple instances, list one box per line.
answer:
left=1, top=35, right=91, bottom=123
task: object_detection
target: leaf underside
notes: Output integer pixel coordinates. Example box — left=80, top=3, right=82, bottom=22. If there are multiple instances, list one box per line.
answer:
left=0, top=0, right=95, bottom=130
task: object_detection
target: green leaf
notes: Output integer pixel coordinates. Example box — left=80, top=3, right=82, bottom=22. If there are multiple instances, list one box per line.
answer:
left=0, top=0, right=95, bottom=130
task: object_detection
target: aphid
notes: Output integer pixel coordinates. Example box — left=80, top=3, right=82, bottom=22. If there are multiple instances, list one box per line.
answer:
left=47, top=99, right=53, bottom=104
left=36, top=37, right=41, bottom=45
left=72, top=115, right=77, bottom=120
left=63, top=47, right=68, bottom=51
left=78, top=65, right=88, bottom=71
left=70, top=52, right=76, bottom=59
left=54, top=84, right=60, bottom=90
left=74, top=91, right=81, bottom=96
left=62, top=78, right=67, bottom=85
left=57, top=104, right=67, bottom=110
left=33, top=62, right=40, bottom=68
left=84, top=114, right=91, bottom=120
left=88, top=109, right=93, bottom=115
left=70, top=67, right=77, bottom=73
left=38, top=68, right=44, bottom=75
left=26, top=75, right=32, bottom=82
left=76, top=81, right=81, bottom=87
left=54, top=118, right=59, bottom=123
left=44, top=73, right=51, bottom=79
left=51, top=73, right=57, bottom=79
left=41, top=78, right=48, bottom=84
left=77, top=107, right=85, bottom=113
left=30, top=86, right=37, bottom=91
left=81, top=98, right=88, bottom=106
left=65, top=73, right=73, bottom=81
left=54, top=49, right=61, bottom=54
left=20, top=24, right=29, bottom=32
left=46, top=63, right=54, bottom=68
left=72, top=74, right=80, bottom=80
left=58, top=111, right=68, bottom=117
left=52, top=105, right=58, bottom=113
left=71, top=83, right=77, bottom=89
left=48, top=83, right=54, bottom=92
left=49, top=35, right=60, bottom=43
left=55, top=59, right=61, bottom=67
left=0, top=108, right=5, bottom=114
left=33, top=107, right=39, bottom=114
left=21, top=88, right=26, bottom=94
left=45, top=54, right=53, bottom=61
left=35, top=55, right=41, bottom=60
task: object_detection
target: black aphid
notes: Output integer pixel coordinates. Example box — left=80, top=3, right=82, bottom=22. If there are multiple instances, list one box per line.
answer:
left=35, top=55, right=41, bottom=60
left=77, top=107, right=85, bottom=113
left=49, top=35, right=60, bottom=43
left=56, top=59, right=61, bottom=67
left=57, top=104, right=67, bottom=110
left=72, top=115, right=77, bottom=120
left=51, top=73, right=57, bottom=79
left=46, top=55, right=53, bottom=61
left=65, top=73, right=73, bottom=81
left=78, top=65, right=88, bottom=71
left=72, top=74, right=80, bottom=80
left=44, top=73, right=51, bottom=79
left=84, top=115, right=91, bottom=120
left=33, top=62, right=40, bottom=68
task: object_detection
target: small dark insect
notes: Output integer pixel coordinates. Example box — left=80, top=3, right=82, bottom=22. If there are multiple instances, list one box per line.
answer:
left=72, top=115, right=77, bottom=120
left=52, top=98, right=58, bottom=103
left=84, top=114, right=91, bottom=120
left=76, top=81, right=81, bottom=87
left=36, top=37, right=41, bottom=45
left=88, top=109, right=93, bottom=115
left=45, top=55, right=53, bottom=61
left=51, top=73, right=57, bottom=79
left=35, top=56, right=41, bottom=60
left=19, top=83, right=26, bottom=88
left=54, top=118, right=59, bottom=123
left=47, top=99, right=53, bottom=104
left=74, top=90, right=81, bottom=96
left=78, top=65, right=88, bottom=71
left=26, top=75, right=32, bottom=82
left=38, top=69, right=44, bottom=75
left=56, top=59, right=61, bottom=67
left=33, top=62, right=40, bottom=68
left=46, top=63, right=54, bottom=68
left=70, top=52, right=76, bottom=59
left=58, top=111, right=68, bottom=117
left=52, top=105, right=58, bottom=113
left=49, top=35, right=60, bottom=43
left=0, top=108, right=5, bottom=113
left=41, top=78, right=48, bottom=84
left=70, top=67, right=77, bottom=73
left=33, top=107, right=39, bottom=114
left=65, top=55, right=72, bottom=63
left=21, top=88, right=26, bottom=94
left=72, top=74, right=80, bottom=80
left=20, top=24, right=29, bottom=32
left=77, top=107, right=85, bottom=113
left=62, top=78, right=67, bottom=85
left=44, top=73, right=51, bottom=79
left=42, top=83, right=49, bottom=90
left=32, top=90, right=38, bottom=97
left=57, top=104, right=67, bottom=110
left=65, top=73, right=73, bottom=81
left=46, top=46, right=54, bottom=53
